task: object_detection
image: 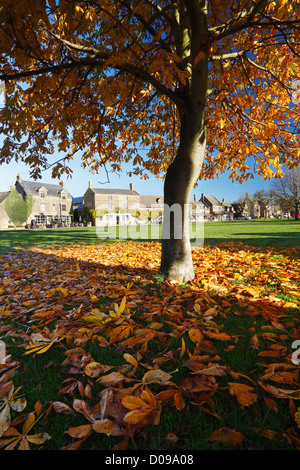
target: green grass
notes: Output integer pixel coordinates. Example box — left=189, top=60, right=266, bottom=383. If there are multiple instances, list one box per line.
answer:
left=0, top=218, right=299, bottom=250
left=4, top=312, right=297, bottom=450
left=203, top=218, right=300, bottom=248
left=0, top=219, right=299, bottom=450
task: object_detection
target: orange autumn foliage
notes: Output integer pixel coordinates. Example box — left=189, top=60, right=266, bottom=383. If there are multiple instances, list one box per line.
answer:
left=0, top=240, right=299, bottom=449
left=0, top=1, right=299, bottom=182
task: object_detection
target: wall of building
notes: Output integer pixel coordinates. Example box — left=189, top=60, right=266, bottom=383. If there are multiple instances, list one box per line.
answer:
left=0, top=199, right=10, bottom=229
left=29, top=191, right=73, bottom=223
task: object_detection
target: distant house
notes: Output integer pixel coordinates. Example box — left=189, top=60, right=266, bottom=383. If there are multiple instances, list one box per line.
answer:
left=0, top=191, right=11, bottom=229
left=140, top=195, right=164, bottom=210
left=220, top=199, right=234, bottom=220
left=244, top=193, right=260, bottom=219
left=200, top=194, right=225, bottom=221
left=83, top=182, right=140, bottom=225
left=15, top=174, right=73, bottom=226
left=189, top=194, right=205, bottom=221
left=140, top=195, right=164, bottom=223
left=231, top=201, right=244, bottom=218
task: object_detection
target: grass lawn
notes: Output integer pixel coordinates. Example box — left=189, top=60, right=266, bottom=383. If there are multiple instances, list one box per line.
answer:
left=0, top=219, right=299, bottom=451
left=0, top=218, right=299, bottom=250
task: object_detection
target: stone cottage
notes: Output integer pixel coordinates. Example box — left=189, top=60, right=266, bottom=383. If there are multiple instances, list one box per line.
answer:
left=83, top=182, right=140, bottom=225
left=0, top=191, right=11, bottom=229
left=15, top=174, right=73, bottom=226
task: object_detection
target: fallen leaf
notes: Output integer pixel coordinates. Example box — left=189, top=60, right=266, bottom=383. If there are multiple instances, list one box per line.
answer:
left=188, top=327, right=204, bottom=343
left=84, top=362, right=113, bottom=378
left=207, top=427, right=244, bottom=447
left=229, top=382, right=258, bottom=407
left=52, top=401, right=74, bottom=415
left=142, top=369, right=173, bottom=385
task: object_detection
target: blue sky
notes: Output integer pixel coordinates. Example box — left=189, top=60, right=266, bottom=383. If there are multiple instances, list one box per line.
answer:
left=0, top=154, right=271, bottom=203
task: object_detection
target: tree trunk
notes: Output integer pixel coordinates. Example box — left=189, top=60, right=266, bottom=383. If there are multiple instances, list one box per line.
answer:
left=160, top=0, right=209, bottom=282
left=160, top=110, right=207, bottom=282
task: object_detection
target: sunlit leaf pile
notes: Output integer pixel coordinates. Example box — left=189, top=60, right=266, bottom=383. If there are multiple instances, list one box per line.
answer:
left=0, top=241, right=299, bottom=449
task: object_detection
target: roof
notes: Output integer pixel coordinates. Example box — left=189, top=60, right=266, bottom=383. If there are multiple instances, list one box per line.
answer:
left=140, top=195, right=163, bottom=207
left=17, top=180, right=72, bottom=197
left=92, top=188, right=140, bottom=196
left=193, top=200, right=205, bottom=206
left=222, top=201, right=232, bottom=207
left=73, top=196, right=84, bottom=204
left=205, top=195, right=222, bottom=206
left=0, top=191, right=9, bottom=204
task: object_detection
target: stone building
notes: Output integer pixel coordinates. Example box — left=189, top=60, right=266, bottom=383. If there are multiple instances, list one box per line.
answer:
left=220, top=199, right=234, bottom=220
left=139, top=195, right=164, bottom=222
left=83, top=182, right=140, bottom=225
left=244, top=193, right=260, bottom=219
left=200, top=194, right=225, bottom=221
left=15, top=174, right=73, bottom=226
left=0, top=191, right=11, bottom=229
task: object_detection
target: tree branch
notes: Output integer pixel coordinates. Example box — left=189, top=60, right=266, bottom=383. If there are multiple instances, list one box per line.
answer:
left=0, top=54, right=185, bottom=111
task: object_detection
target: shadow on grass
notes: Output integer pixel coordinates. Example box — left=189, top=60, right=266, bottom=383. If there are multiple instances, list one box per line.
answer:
left=205, top=233, right=300, bottom=249
left=0, top=227, right=163, bottom=250
left=0, top=228, right=100, bottom=249
left=1, top=240, right=299, bottom=450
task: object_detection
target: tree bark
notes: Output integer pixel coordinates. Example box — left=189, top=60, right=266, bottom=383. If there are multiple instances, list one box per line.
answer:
left=160, top=0, right=209, bottom=282
left=295, top=202, right=299, bottom=221
left=160, top=109, right=207, bottom=282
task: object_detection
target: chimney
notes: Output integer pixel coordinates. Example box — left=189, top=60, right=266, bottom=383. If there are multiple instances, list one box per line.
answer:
left=17, top=173, right=22, bottom=183
left=89, top=181, right=92, bottom=189
left=59, top=180, right=65, bottom=188
left=130, top=183, right=134, bottom=191
left=194, top=194, right=197, bottom=202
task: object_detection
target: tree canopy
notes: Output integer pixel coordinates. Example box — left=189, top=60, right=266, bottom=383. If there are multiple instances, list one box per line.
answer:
left=0, top=0, right=300, bottom=280
left=0, top=0, right=299, bottom=180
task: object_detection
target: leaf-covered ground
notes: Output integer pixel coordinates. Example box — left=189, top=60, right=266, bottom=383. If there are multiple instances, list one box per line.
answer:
left=0, top=240, right=300, bottom=450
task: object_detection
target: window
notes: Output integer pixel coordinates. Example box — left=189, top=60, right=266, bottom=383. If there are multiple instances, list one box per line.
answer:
left=108, top=195, right=112, bottom=200
left=62, top=204, right=66, bottom=211
left=108, top=203, right=112, bottom=210
left=52, top=204, right=55, bottom=212
left=40, top=204, right=45, bottom=212
left=40, top=191, right=45, bottom=198
left=35, top=215, right=46, bottom=224
left=62, top=194, right=66, bottom=200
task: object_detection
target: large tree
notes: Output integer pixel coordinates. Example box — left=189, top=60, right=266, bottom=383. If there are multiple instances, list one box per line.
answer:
left=0, top=1, right=300, bottom=280
left=271, top=167, right=300, bottom=220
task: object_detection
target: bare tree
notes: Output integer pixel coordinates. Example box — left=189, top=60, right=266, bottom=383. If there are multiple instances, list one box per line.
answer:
left=271, top=168, right=300, bottom=221
left=253, top=189, right=273, bottom=218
